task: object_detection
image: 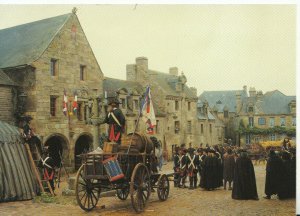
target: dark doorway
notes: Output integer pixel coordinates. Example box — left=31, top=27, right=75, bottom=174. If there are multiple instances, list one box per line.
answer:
left=45, top=135, right=68, bottom=168
left=75, top=134, right=93, bottom=170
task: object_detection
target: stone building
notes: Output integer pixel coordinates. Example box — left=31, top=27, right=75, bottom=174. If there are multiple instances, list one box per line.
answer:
left=0, top=12, right=104, bottom=169
left=236, top=88, right=296, bottom=145
left=199, top=86, right=296, bottom=146
left=197, top=100, right=225, bottom=146
left=0, top=69, right=18, bottom=125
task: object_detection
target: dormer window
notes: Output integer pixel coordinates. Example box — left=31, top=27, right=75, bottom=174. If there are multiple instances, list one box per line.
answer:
left=248, top=106, right=254, bottom=113
left=224, top=110, right=229, bottom=118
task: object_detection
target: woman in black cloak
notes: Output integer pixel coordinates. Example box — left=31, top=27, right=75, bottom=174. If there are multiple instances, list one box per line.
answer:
left=200, top=149, right=220, bottom=190
left=278, top=151, right=294, bottom=199
left=264, top=150, right=284, bottom=199
left=232, top=150, right=258, bottom=200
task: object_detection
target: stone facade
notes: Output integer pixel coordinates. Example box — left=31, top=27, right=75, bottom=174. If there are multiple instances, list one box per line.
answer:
left=0, top=13, right=104, bottom=169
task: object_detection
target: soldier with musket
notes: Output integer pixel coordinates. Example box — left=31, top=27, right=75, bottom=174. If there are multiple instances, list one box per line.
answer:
left=38, top=147, right=56, bottom=192
left=178, top=147, right=188, bottom=188
left=173, top=146, right=180, bottom=187
left=103, top=98, right=126, bottom=144
left=187, top=147, right=200, bottom=189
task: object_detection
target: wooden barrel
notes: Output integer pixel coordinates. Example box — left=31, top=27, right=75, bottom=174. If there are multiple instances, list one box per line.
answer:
left=120, top=132, right=154, bottom=154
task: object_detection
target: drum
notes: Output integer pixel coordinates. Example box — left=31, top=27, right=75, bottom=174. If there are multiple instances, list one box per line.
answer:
left=102, top=157, right=124, bottom=181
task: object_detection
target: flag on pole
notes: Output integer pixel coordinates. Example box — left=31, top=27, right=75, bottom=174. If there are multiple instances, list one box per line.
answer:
left=73, top=93, right=78, bottom=114
left=63, top=89, right=68, bottom=116
left=141, top=86, right=156, bottom=134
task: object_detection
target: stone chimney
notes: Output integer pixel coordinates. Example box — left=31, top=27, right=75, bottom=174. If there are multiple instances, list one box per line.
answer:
left=169, top=67, right=178, bottom=76
left=190, top=87, right=197, bottom=97
left=236, top=91, right=242, bottom=113
left=135, top=57, right=148, bottom=81
left=126, top=64, right=136, bottom=81
left=243, top=85, right=247, bottom=93
left=249, top=87, right=256, bottom=98
left=257, top=90, right=263, bottom=101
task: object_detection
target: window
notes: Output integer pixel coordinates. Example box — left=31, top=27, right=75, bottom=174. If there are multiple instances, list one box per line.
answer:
left=209, top=124, right=212, bottom=133
left=246, top=134, right=251, bottom=145
left=248, top=106, right=254, bottom=112
left=50, top=58, right=58, bottom=76
left=269, top=117, right=275, bottom=127
left=188, top=102, right=191, bottom=111
left=121, top=98, right=126, bottom=109
left=249, top=117, right=254, bottom=127
left=270, top=134, right=276, bottom=141
left=175, top=121, right=180, bottom=134
left=280, top=117, right=286, bottom=127
left=175, top=100, right=179, bottom=111
left=292, top=117, right=296, bottom=126
left=80, top=65, right=86, bottom=81
left=77, top=102, right=83, bottom=120
left=50, top=96, right=57, bottom=116
left=134, top=99, right=139, bottom=110
left=187, top=121, right=192, bottom=134
left=224, top=111, right=229, bottom=118
left=201, top=124, right=204, bottom=134
left=156, top=120, right=160, bottom=134
left=258, top=118, right=266, bottom=125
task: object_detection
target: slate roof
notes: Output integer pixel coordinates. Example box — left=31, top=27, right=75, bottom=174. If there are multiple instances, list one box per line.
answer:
left=0, top=69, right=17, bottom=86
left=241, top=90, right=296, bottom=115
left=0, top=13, right=71, bottom=69
left=148, top=70, right=197, bottom=98
left=199, top=90, right=248, bottom=113
left=197, top=100, right=216, bottom=120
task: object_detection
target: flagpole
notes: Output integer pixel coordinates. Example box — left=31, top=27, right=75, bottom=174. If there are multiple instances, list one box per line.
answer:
left=126, top=85, right=149, bottom=154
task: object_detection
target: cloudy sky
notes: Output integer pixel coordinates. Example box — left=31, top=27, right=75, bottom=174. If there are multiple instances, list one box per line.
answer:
left=0, top=4, right=296, bottom=95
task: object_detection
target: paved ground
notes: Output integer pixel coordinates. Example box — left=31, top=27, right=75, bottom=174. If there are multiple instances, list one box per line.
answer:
left=0, top=162, right=295, bottom=216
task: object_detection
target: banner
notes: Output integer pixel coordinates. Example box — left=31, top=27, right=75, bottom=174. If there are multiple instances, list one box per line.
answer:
left=141, top=86, right=156, bottom=134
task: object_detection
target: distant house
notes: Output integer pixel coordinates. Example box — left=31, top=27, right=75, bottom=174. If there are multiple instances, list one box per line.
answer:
left=0, top=11, right=104, bottom=170
left=237, top=88, right=296, bottom=145
left=199, top=86, right=296, bottom=146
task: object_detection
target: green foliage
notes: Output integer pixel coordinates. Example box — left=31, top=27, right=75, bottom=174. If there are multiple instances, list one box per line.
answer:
left=236, top=126, right=296, bottom=137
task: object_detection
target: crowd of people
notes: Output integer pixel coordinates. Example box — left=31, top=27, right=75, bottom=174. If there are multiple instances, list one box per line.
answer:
left=172, top=143, right=296, bottom=200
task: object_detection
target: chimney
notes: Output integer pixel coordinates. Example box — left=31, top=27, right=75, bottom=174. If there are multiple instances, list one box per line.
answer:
left=190, top=87, right=197, bottom=97
left=236, top=91, right=242, bottom=113
left=169, top=67, right=178, bottom=76
left=126, top=64, right=136, bottom=81
left=257, top=90, right=263, bottom=101
left=243, top=85, right=247, bottom=93
left=249, top=87, right=256, bottom=98
left=135, top=57, right=148, bottom=82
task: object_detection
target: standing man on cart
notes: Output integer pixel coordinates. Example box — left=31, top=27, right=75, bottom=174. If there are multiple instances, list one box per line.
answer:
left=104, top=98, right=126, bottom=144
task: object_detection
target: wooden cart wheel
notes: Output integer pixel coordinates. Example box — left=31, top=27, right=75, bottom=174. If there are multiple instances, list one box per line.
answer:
left=75, top=165, right=100, bottom=211
left=157, top=174, right=170, bottom=201
left=130, top=163, right=151, bottom=213
left=116, top=187, right=129, bottom=200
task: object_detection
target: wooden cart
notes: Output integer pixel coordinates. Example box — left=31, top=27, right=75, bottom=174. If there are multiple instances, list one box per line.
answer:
left=75, top=151, right=170, bottom=213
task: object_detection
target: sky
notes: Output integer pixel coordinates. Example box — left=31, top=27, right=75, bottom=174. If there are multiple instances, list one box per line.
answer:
left=0, top=4, right=296, bottom=96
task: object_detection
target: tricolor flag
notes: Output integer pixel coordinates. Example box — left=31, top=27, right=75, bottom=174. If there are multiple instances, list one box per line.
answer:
left=141, top=86, right=156, bottom=134
left=63, top=89, right=68, bottom=116
left=73, top=93, right=78, bottom=114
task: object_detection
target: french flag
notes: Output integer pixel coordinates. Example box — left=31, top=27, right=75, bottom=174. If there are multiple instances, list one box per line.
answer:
left=141, top=86, right=156, bottom=134
left=63, top=89, right=68, bottom=116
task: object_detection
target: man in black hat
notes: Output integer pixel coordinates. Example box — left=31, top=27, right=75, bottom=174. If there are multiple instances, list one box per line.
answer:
left=178, top=148, right=188, bottom=188
left=38, top=147, right=56, bottom=192
left=103, top=98, right=126, bottom=144
left=173, top=146, right=180, bottom=187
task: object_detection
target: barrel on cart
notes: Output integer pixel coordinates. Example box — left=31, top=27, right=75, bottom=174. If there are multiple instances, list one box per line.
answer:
left=75, top=133, right=171, bottom=213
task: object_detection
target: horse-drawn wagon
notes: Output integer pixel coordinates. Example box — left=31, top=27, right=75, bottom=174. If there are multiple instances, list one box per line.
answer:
left=75, top=133, right=170, bottom=213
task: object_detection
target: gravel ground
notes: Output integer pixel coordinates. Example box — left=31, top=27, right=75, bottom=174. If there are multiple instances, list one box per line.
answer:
left=0, top=162, right=295, bottom=216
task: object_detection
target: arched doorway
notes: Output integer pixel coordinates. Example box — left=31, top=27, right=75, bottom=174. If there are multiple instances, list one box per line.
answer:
left=75, top=134, right=93, bottom=170
left=44, top=134, right=68, bottom=168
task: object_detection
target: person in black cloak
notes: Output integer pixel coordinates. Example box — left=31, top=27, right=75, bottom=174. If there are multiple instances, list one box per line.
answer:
left=264, top=149, right=284, bottom=199
left=232, top=150, right=258, bottom=200
left=289, top=148, right=296, bottom=198
left=198, top=148, right=207, bottom=187
left=200, top=149, right=219, bottom=191
left=173, top=146, right=180, bottom=187
left=223, top=148, right=235, bottom=190
left=103, top=98, right=126, bottom=144
left=278, top=151, right=294, bottom=199
left=214, top=146, right=223, bottom=188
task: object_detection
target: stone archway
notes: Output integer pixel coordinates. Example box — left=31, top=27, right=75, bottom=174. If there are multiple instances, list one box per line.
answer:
left=74, top=133, right=93, bottom=170
left=44, top=134, right=69, bottom=168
